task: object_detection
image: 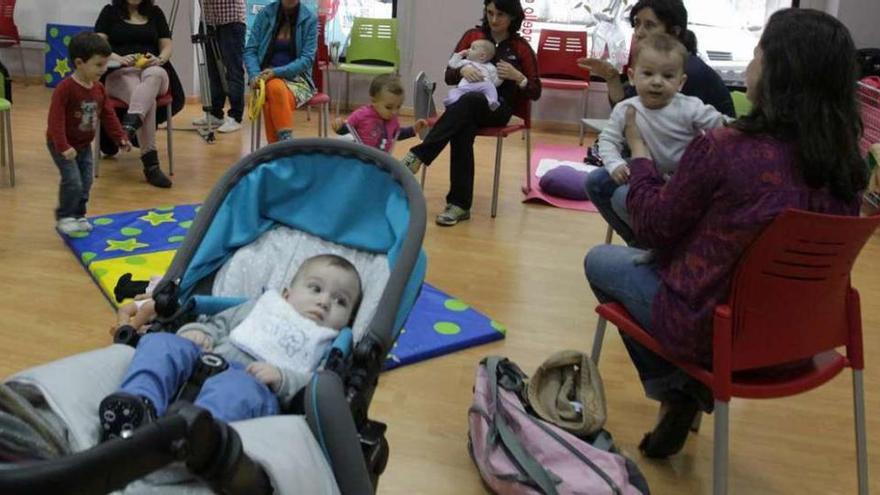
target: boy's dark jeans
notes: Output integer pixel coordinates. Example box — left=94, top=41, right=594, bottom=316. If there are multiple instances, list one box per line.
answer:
left=48, top=141, right=93, bottom=220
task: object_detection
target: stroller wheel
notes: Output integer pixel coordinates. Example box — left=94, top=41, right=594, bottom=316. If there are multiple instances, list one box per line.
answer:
left=99, top=392, right=156, bottom=442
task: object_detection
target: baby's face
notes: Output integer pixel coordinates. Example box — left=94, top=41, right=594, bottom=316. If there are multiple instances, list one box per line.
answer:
left=284, top=262, right=361, bottom=330
left=371, top=89, right=404, bottom=120
left=467, top=43, right=492, bottom=63
left=629, top=47, right=687, bottom=110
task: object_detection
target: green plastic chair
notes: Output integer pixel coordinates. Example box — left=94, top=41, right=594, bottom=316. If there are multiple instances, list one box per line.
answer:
left=0, top=70, right=13, bottom=187
left=731, top=90, right=752, bottom=118
left=334, top=17, right=399, bottom=116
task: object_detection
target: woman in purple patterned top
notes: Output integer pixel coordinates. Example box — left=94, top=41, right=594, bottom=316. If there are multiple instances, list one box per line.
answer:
left=584, top=8, right=867, bottom=458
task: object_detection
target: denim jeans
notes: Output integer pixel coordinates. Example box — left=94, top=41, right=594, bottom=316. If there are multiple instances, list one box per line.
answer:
left=119, top=333, right=280, bottom=422
left=585, top=168, right=635, bottom=245
left=584, top=244, right=711, bottom=410
left=48, top=142, right=93, bottom=220
left=206, top=22, right=246, bottom=122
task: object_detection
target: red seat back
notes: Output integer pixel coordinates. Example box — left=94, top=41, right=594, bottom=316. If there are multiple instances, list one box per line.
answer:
left=0, top=0, right=20, bottom=43
left=726, top=209, right=880, bottom=370
left=313, top=14, right=328, bottom=91
left=536, top=29, right=588, bottom=81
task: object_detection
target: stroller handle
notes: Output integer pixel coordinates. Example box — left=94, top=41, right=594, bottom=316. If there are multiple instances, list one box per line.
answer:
left=0, top=402, right=271, bottom=495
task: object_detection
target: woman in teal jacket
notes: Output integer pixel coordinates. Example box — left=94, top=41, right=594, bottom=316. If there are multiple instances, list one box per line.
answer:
left=244, top=0, right=317, bottom=143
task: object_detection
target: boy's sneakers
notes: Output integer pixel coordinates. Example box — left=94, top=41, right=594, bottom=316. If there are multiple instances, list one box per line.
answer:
left=99, top=392, right=156, bottom=441
left=56, top=217, right=83, bottom=235
left=435, top=204, right=470, bottom=226
left=76, top=217, right=93, bottom=232
left=191, top=114, right=224, bottom=128
left=401, top=151, right=423, bottom=175
left=216, top=116, right=242, bottom=133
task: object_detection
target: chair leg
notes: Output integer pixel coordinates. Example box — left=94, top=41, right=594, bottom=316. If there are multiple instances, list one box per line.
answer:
left=524, top=129, right=532, bottom=193
left=0, top=111, right=6, bottom=185
left=590, top=316, right=607, bottom=364
left=420, top=164, right=426, bottom=190
left=713, top=400, right=730, bottom=495
left=166, top=104, right=174, bottom=176
left=94, top=120, right=101, bottom=178
left=579, top=88, right=588, bottom=146
left=5, top=111, right=12, bottom=187
left=17, top=46, right=27, bottom=86
left=604, top=224, right=614, bottom=244
left=853, top=369, right=869, bottom=495
left=491, top=135, right=503, bottom=218
left=306, top=105, right=311, bottom=121
left=322, top=103, right=329, bottom=137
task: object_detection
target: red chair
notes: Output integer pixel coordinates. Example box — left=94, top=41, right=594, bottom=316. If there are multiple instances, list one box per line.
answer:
left=0, top=0, right=26, bottom=82
left=306, top=14, right=332, bottom=129
left=591, top=209, right=878, bottom=495
left=423, top=99, right=531, bottom=218
left=536, top=29, right=590, bottom=145
left=93, top=91, right=175, bottom=177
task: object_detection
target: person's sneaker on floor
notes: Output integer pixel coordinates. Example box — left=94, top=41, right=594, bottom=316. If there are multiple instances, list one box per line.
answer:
left=76, top=217, right=93, bottom=232
left=56, top=217, right=83, bottom=235
left=191, top=114, right=224, bottom=128
left=99, top=392, right=156, bottom=441
left=435, top=204, right=470, bottom=226
left=277, top=129, right=293, bottom=141
left=401, top=151, right=422, bottom=174
left=216, top=116, right=242, bottom=133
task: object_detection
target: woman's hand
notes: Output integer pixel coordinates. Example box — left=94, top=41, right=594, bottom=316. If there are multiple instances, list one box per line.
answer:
left=576, top=57, right=619, bottom=81
left=624, top=106, right=650, bottom=159
left=496, top=61, right=524, bottom=84
left=119, top=54, right=138, bottom=67
left=247, top=362, right=283, bottom=390
left=141, top=53, right=163, bottom=68
left=258, top=68, right=275, bottom=81
left=460, top=65, right=484, bottom=83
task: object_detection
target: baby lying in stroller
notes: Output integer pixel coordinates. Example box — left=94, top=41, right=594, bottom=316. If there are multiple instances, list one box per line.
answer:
left=100, top=254, right=362, bottom=440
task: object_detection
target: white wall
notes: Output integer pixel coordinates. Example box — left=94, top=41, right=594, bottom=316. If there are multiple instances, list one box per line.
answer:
left=7, top=0, right=876, bottom=124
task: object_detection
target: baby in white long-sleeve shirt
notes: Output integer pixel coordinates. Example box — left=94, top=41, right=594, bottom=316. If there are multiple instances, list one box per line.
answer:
left=443, top=39, right=503, bottom=110
left=597, top=33, right=732, bottom=262
left=599, top=33, right=731, bottom=198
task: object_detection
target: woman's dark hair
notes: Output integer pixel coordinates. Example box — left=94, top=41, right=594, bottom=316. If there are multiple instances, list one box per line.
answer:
left=733, top=8, right=866, bottom=201
left=480, top=0, right=525, bottom=37
left=111, top=0, right=155, bottom=19
left=629, top=0, right=697, bottom=54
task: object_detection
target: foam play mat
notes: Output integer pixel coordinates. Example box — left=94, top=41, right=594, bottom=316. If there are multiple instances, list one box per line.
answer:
left=522, top=143, right=599, bottom=212
left=59, top=206, right=505, bottom=370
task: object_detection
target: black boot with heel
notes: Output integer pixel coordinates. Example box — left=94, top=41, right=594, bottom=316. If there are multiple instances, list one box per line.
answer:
left=141, top=150, right=172, bottom=188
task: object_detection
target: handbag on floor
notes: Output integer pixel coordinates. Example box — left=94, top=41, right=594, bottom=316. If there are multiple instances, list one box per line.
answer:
left=468, top=356, right=649, bottom=495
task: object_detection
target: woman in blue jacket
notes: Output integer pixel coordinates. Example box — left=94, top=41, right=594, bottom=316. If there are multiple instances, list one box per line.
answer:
left=244, top=0, right=317, bottom=143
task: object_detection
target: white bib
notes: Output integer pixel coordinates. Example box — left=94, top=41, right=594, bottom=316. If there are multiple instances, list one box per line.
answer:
left=229, top=290, right=338, bottom=374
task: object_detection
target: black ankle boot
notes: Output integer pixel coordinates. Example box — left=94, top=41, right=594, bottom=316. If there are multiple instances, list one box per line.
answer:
left=122, top=113, right=143, bottom=142
left=141, top=150, right=172, bottom=188
left=638, top=397, right=700, bottom=458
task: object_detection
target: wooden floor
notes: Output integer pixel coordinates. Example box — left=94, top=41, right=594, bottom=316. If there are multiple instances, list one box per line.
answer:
left=1, top=82, right=878, bottom=494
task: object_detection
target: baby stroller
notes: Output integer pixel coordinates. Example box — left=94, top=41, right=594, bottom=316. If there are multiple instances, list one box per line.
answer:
left=0, top=138, right=427, bottom=494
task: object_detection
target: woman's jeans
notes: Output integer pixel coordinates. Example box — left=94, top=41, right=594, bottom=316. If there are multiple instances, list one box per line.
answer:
left=584, top=244, right=712, bottom=411
left=585, top=168, right=635, bottom=245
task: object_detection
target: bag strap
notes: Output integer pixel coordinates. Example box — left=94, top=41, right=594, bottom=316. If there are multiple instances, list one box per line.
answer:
left=486, top=357, right=560, bottom=495
left=525, top=413, right=622, bottom=495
